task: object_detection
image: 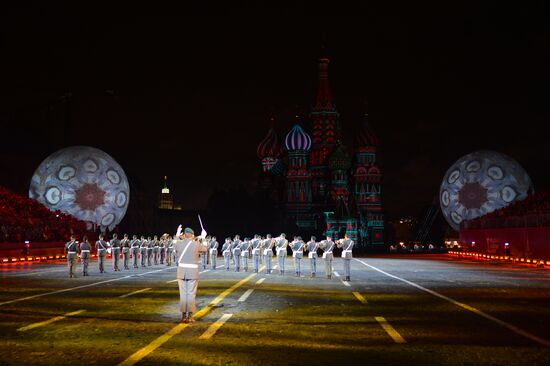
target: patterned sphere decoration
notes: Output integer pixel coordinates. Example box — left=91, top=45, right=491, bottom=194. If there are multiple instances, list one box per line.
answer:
left=440, top=150, right=533, bottom=231
left=29, top=146, right=130, bottom=231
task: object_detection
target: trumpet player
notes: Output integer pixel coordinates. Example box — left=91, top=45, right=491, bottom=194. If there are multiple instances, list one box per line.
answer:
left=336, top=233, right=354, bottom=281
left=319, top=235, right=335, bottom=279
left=275, top=233, right=288, bottom=275
left=306, top=236, right=318, bottom=277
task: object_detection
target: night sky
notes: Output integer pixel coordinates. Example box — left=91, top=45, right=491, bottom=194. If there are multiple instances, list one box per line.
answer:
left=1, top=4, right=549, bottom=221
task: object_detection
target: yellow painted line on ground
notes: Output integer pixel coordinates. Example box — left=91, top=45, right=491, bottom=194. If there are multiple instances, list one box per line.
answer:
left=356, top=259, right=550, bottom=348
left=119, top=288, right=152, bottom=298
left=199, top=313, right=233, bottom=339
left=166, top=279, right=178, bottom=283
left=255, top=278, right=265, bottom=285
left=17, top=309, right=86, bottom=332
left=117, top=267, right=264, bottom=366
left=353, top=291, right=368, bottom=304
left=375, top=316, right=406, bottom=344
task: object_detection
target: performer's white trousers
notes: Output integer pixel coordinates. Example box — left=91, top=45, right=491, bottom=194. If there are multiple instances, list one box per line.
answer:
left=343, top=259, right=351, bottom=277
left=264, top=255, right=272, bottom=272
left=310, top=257, right=316, bottom=274
left=210, top=253, right=217, bottom=269
left=324, top=258, right=333, bottom=277
left=177, top=279, right=198, bottom=313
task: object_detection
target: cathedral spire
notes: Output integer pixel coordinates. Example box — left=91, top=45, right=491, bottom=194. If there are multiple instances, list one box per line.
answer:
left=314, top=55, right=334, bottom=110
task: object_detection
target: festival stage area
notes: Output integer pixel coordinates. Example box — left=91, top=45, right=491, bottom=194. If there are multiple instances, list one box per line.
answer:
left=1, top=255, right=549, bottom=366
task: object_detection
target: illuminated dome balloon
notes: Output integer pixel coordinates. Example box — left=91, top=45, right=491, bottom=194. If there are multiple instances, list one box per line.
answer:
left=440, top=150, right=533, bottom=230
left=29, top=146, right=130, bottom=231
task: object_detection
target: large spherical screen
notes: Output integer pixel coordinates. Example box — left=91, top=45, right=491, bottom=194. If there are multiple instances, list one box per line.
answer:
left=29, top=146, right=130, bottom=231
left=440, top=150, right=533, bottom=231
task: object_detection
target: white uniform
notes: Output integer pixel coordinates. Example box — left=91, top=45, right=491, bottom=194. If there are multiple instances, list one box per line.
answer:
left=173, top=238, right=208, bottom=314
left=319, top=239, right=335, bottom=279
left=337, top=239, right=354, bottom=281
left=275, top=237, right=288, bottom=275
left=209, top=239, right=218, bottom=269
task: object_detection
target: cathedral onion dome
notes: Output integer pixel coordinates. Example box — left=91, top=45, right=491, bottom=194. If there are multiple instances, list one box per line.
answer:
left=257, top=127, right=282, bottom=159
left=284, top=124, right=312, bottom=152
left=328, top=142, right=351, bottom=171
left=356, top=114, right=379, bottom=147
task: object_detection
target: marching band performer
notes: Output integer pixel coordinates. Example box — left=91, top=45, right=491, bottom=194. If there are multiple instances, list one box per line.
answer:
left=251, top=234, right=262, bottom=273
left=96, top=234, right=109, bottom=273
left=289, top=236, right=305, bottom=277
left=140, top=236, right=148, bottom=267
left=209, top=236, right=219, bottom=269
left=222, top=238, right=232, bottom=271
left=336, top=233, right=354, bottom=281
left=318, top=235, right=335, bottom=279
left=305, top=236, right=318, bottom=277
left=166, top=235, right=174, bottom=266
left=173, top=225, right=208, bottom=324
left=159, top=236, right=166, bottom=264
left=200, top=236, right=209, bottom=270
left=232, top=236, right=242, bottom=272
left=79, top=236, right=91, bottom=276
left=232, top=235, right=242, bottom=266
left=263, top=234, right=275, bottom=274
left=111, top=233, right=121, bottom=272
left=276, top=233, right=288, bottom=275
left=152, top=235, right=160, bottom=265
left=240, top=237, right=252, bottom=272
left=147, top=236, right=154, bottom=266
left=64, top=235, right=79, bottom=278
left=121, top=234, right=131, bottom=270
left=131, top=235, right=140, bottom=269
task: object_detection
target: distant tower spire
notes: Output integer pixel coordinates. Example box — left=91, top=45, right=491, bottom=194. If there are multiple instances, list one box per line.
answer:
left=159, top=176, right=174, bottom=209
left=315, top=55, right=333, bottom=110
left=162, top=176, right=170, bottom=194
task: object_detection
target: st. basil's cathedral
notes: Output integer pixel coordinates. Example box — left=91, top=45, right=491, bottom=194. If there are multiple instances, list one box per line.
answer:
left=256, top=56, right=384, bottom=247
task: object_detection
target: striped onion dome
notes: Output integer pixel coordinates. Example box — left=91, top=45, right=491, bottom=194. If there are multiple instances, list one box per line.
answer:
left=257, top=127, right=282, bottom=159
left=357, top=115, right=379, bottom=147
left=284, top=124, right=312, bottom=152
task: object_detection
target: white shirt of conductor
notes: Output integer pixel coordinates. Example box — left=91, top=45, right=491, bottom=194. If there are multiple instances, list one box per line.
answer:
left=173, top=225, right=208, bottom=323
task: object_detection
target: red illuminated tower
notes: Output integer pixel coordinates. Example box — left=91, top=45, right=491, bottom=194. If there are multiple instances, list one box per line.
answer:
left=353, top=112, right=384, bottom=245
left=309, top=55, right=342, bottom=203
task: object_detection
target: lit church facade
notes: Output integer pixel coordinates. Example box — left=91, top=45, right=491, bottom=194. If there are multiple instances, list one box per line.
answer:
left=256, top=57, right=384, bottom=247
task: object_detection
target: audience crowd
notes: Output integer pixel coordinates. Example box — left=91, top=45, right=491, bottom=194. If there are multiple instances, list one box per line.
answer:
left=0, top=186, right=86, bottom=242
left=463, top=189, right=550, bottom=229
